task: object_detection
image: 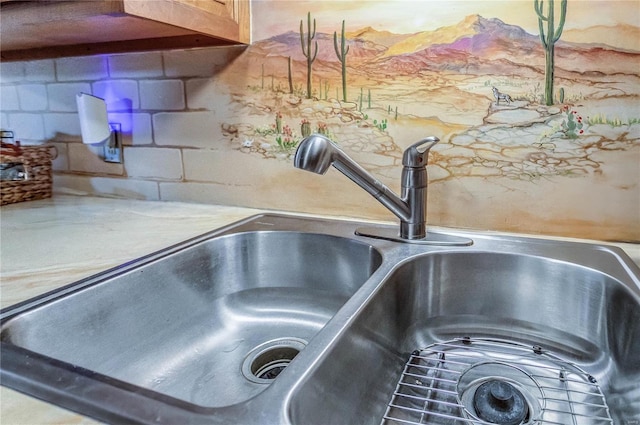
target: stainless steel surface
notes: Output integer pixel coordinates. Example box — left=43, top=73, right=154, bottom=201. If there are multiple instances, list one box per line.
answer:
left=0, top=215, right=382, bottom=421
left=293, top=134, right=442, bottom=240
left=355, top=225, right=473, bottom=246
left=288, top=245, right=640, bottom=425
left=1, top=213, right=639, bottom=424
left=382, top=338, right=613, bottom=424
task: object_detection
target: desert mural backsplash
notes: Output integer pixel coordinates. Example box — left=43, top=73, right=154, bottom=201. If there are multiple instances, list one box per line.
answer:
left=0, top=0, right=638, bottom=241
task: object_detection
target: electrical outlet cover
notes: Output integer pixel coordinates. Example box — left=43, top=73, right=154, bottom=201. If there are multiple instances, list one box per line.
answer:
left=103, top=145, right=122, bottom=163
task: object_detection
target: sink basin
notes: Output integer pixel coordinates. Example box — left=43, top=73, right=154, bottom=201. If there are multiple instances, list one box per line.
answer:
left=2, top=214, right=638, bottom=424
left=289, top=249, right=640, bottom=425
left=0, top=215, right=382, bottom=420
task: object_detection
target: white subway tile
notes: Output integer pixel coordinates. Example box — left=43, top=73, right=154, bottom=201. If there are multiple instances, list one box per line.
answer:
left=159, top=180, right=271, bottom=207
left=182, top=149, right=215, bottom=181
left=47, top=83, right=91, bottom=112
left=7, top=113, right=45, bottom=142
left=140, top=80, right=185, bottom=110
left=68, top=143, right=124, bottom=175
left=43, top=113, right=82, bottom=141
left=107, top=113, right=153, bottom=146
left=18, top=84, right=48, bottom=111
left=183, top=149, right=260, bottom=185
left=186, top=78, right=218, bottom=110
left=56, top=56, right=109, bottom=81
left=0, top=62, right=25, bottom=83
left=54, top=174, right=160, bottom=200
left=109, top=52, right=163, bottom=78
left=91, top=177, right=160, bottom=199
left=153, top=111, right=220, bottom=148
left=52, top=174, right=91, bottom=196
left=124, top=147, right=183, bottom=180
left=24, top=60, right=56, bottom=82
left=159, top=181, right=231, bottom=204
left=50, top=142, right=69, bottom=171
left=92, top=80, right=139, bottom=111
left=0, top=85, right=20, bottom=111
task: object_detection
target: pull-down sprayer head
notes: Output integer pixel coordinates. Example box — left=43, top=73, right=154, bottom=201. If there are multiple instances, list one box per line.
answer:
left=294, top=134, right=409, bottom=220
left=293, top=134, right=337, bottom=174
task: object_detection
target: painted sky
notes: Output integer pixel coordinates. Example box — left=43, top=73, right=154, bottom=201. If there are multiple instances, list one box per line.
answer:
left=252, top=0, right=640, bottom=41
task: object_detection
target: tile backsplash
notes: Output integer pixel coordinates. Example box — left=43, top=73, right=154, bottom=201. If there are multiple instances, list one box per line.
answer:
left=1, top=48, right=241, bottom=202
left=1, top=1, right=639, bottom=242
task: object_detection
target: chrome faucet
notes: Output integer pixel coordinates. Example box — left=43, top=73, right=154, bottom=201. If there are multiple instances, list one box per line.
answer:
left=293, top=134, right=441, bottom=241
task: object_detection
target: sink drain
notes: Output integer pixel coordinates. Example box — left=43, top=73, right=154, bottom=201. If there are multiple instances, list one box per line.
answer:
left=382, top=338, right=613, bottom=424
left=242, top=338, right=307, bottom=384
left=457, top=362, right=543, bottom=424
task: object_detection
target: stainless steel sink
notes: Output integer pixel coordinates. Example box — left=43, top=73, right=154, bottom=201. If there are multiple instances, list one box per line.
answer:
left=0, top=215, right=382, bottom=420
left=288, top=245, right=640, bottom=425
left=1, top=214, right=639, bottom=425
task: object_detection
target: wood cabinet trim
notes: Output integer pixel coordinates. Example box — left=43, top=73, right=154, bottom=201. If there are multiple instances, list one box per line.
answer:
left=0, top=0, right=250, bottom=61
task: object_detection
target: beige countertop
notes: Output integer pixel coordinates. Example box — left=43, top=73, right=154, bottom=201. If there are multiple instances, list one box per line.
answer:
left=1, top=195, right=638, bottom=424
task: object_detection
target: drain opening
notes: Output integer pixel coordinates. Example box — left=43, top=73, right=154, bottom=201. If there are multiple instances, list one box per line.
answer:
left=242, top=338, right=307, bottom=384
left=473, top=380, right=529, bottom=425
left=251, top=346, right=300, bottom=380
left=458, top=361, right=543, bottom=424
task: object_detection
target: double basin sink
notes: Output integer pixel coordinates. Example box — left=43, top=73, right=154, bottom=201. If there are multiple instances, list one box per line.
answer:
left=1, top=214, right=639, bottom=424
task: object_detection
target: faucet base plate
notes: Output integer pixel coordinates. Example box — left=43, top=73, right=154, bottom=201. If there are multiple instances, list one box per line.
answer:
left=355, top=226, right=473, bottom=246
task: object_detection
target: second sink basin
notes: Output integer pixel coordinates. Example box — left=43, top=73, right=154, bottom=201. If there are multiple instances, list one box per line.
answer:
left=1, top=219, right=382, bottom=414
left=289, top=250, right=640, bottom=425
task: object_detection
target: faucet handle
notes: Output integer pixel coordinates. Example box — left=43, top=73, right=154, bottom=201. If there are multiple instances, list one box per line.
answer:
left=402, top=137, right=440, bottom=167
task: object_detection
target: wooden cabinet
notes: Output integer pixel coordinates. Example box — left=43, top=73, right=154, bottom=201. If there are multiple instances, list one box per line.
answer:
left=0, top=0, right=250, bottom=61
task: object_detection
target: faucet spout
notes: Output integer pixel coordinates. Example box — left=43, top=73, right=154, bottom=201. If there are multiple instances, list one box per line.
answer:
left=294, top=134, right=410, bottom=221
left=293, top=134, right=439, bottom=240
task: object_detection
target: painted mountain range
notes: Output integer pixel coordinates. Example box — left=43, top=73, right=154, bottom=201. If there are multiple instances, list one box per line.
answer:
left=217, top=11, right=639, bottom=242
left=250, top=14, right=640, bottom=78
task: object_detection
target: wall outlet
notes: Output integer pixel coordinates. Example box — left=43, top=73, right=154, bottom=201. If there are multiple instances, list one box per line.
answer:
left=104, top=123, right=122, bottom=163
left=104, top=145, right=122, bottom=163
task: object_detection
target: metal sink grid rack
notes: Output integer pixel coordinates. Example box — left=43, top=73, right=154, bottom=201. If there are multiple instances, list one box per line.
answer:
left=382, top=337, right=613, bottom=425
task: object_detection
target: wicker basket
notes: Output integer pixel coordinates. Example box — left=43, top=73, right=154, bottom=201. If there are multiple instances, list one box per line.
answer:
left=1, top=144, right=56, bottom=206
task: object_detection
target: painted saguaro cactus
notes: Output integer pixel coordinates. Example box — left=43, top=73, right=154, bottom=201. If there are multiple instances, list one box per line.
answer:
left=300, top=12, right=318, bottom=99
left=333, top=20, right=350, bottom=102
left=534, top=0, right=567, bottom=106
left=287, top=56, right=293, bottom=94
